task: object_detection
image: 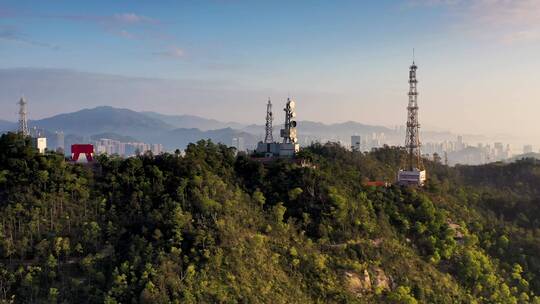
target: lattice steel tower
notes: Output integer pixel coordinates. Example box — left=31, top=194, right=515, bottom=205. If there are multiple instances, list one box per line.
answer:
left=404, top=60, right=423, bottom=171
left=18, top=96, right=29, bottom=136
left=264, top=98, right=274, bottom=143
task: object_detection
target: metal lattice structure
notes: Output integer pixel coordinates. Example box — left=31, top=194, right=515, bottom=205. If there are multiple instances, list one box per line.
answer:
left=404, top=61, right=423, bottom=171
left=264, top=98, right=274, bottom=143
left=281, top=98, right=298, bottom=144
left=18, top=96, right=29, bottom=136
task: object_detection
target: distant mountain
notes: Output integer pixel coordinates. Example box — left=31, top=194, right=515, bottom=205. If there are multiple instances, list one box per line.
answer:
left=242, top=120, right=391, bottom=136
left=242, top=120, right=397, bottom=146
left=0, top=120, right=16, bottom=132
left=13, top=105, right=468, bottom=154
left=156, top=127, right=258, bottom=150
left=142, top=112, right=246, bottom=131
left=90, top=133, right=139, bottom=143
left=31, top=106, right=174, bottom=138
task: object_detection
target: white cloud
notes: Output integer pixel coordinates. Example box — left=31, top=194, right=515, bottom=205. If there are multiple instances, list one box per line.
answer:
left=112, top=13, right=156, bottom=25
left=154, top=47, right=185, bottom=58
left=0, top=24, right=58, bottom=49
left=410, top=0, right=540, bottom=44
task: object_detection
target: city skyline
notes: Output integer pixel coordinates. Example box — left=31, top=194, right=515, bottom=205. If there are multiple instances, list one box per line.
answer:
left=1, top=1, right=539, bottom=144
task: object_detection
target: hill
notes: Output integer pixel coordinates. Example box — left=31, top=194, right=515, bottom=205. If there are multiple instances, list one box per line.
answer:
left=1, top=133, right=539, bottom=303
left=90, top=132, right=139, bottom=143
left=142, top=111, right=246, bottom=131
left=0, top=119, right=16, bottom=132
left=31, top=106, right=174, bottom=137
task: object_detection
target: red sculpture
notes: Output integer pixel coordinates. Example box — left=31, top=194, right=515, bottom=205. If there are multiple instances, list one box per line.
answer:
left=71, top=144, right=94, bottom=161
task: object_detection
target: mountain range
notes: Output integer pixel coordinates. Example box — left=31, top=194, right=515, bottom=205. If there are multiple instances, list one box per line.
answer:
left=0, top=106, right=462, bottom=152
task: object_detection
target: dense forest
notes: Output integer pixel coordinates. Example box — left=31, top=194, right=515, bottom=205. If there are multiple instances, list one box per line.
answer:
left=1, top=132, right=540, bottom=303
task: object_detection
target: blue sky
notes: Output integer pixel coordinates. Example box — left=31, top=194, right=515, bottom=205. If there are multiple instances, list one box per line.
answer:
left=1, top=0, right=540, bottom=143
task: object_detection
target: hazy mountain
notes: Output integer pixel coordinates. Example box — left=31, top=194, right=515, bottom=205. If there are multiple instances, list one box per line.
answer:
left=0, top=120, right=16, bottom=132
left=90, top=133, right=139, bottom=143
left=31, top=106, right=174, bottom=138
left=11, top=105, right=469, bottom=153
left=142, top=112, right=246, bottom=131
left=156, top=127, right=258, bottom=150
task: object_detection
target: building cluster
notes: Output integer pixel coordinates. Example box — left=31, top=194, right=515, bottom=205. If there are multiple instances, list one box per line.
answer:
left=423, top=136, right=537, bottom=165
left=93, top=138, right=163, bottom=157
left=232, top=137, right=245, bottom=152
left=351, top=132, right=387, bottom=152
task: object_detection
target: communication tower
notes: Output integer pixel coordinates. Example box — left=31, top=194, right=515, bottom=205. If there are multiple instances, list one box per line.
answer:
left=18, top=96, right=29, bottom=136
left=280, top=97, right=298, bottom=144
left=264, top=98, right=274, bottom=143
left=398, top=58, right=426, bottom=186
left=255, top=97, right=299, bottom=158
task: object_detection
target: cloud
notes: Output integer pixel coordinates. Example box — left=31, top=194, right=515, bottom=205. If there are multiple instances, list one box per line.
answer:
left=407, top=0, right=461, bottom=7
left=0, top=9, right=158, bottom=40
left=0, top=25, right=58, bottom=49
left=112, top=13, right=157, bottom=25
left=408, top=0, right=540, bottom=44
left=154, top=47, right=185, bottom=59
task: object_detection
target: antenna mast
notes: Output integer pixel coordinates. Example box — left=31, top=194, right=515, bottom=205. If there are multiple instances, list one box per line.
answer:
left=281, top=98, right=297, bottom=144
left=405, top=60, right=423, bottom=171
left=18, top=96, right=29, bottom=136
left=264, top=98, right=274, bottom=143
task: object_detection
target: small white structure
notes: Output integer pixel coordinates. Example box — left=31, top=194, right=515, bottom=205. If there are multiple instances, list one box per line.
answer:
left=397, top=169, right=426, bottom=187
left=34, top=137, right=47, bottom=154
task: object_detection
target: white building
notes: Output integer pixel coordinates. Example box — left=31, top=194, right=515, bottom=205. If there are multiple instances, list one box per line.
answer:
left=34, top=137, right=47, bottom=154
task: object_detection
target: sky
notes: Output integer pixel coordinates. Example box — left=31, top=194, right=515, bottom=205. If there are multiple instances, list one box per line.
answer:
left=1, top=0, right=539, bottom=144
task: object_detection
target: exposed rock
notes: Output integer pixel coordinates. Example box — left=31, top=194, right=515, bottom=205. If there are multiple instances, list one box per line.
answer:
left=447, top=220, right=464, bottom=239
left=344, top=270, right=371, bottom=295
left=371, top=267, right=392, bottom=291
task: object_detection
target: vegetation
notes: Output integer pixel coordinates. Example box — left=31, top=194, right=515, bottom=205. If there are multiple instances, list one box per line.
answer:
left=1, top=133, right=540, bottom=303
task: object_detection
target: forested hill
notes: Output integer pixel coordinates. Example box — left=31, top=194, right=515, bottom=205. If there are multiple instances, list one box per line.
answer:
left=1, top=132, right=540, bottom=303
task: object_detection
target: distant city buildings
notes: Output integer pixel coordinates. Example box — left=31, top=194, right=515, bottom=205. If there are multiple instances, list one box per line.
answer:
left=232, top=137, right=245, bottom=152
left=56, top=131, right=65, bottom=153
left=93, top=138, right=163, bottom=157
left=351, top=135, right=361, bottom=151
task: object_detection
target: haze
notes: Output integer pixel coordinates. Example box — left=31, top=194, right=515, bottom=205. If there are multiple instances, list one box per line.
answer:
left=1, top=0, right=539, bottom=145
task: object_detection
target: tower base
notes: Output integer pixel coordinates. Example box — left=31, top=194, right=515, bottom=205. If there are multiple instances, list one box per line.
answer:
left=397, top=169, right=426, bottom=187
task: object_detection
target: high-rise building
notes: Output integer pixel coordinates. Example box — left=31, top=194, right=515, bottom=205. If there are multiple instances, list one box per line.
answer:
left=56, top=131, right=65, bottom=153
left=351, top=135, right=361, bottom=151
left=232, top=137, right=245, bottom=152
left=523, top=145, right=533, bottom=154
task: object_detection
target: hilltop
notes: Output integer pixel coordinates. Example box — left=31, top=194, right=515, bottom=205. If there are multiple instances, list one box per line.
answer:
left=0, top=133, right=539, bottom=303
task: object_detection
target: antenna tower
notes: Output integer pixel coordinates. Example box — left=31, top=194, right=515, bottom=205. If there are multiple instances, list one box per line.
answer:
left=264, top=98, right=274, bottom=143
left=404, top=60, right=423, bottom=171
left=281, top=97, right=298, bottom=144
left=18, top=96, right=29, bottom=136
